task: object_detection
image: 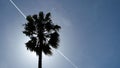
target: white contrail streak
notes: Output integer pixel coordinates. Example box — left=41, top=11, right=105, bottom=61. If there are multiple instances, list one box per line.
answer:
left=9, top=0, right=78, bottom=68
left=57, top=50, right=78, bottom=68
left=9, top=0, right=26, bottom=18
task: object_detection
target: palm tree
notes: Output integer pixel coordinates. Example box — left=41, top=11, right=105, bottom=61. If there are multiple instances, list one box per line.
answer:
left=23, top=11, right=61, bottom=68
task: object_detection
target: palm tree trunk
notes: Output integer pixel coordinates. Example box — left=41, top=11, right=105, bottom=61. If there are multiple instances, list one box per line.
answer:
left=38, top=50, right=42, bottom=68
left=38, top=28, right=43, bottom=68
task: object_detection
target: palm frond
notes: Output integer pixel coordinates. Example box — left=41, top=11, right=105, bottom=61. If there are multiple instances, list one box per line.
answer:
left=25, top=37, right=37, bottom=51
left=54, top=25, right=61, bottom=31
left=23, top=16, right=36, bottom=36
left=42, top=44, right=52, bottom=55
left=39, top=12, right=44, bottom=21
left=35, top=47, right=41, bottom=55
left=23, top=30, right=31, bottom=36
left=45, top=22, right=54, bottom=32
left=49, top=31, right=60, bottom=48
left=26, top=15, right=34, bottom=22
left=45, top=12, right=51, bottom=21
left=32, top=14, right=38, bottom=20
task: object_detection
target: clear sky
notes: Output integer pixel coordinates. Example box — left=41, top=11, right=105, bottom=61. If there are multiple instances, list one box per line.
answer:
left=0, top=0, right=120, bottom=68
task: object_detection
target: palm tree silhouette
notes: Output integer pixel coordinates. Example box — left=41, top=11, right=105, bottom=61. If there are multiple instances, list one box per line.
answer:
left=23, top=11, right=61, bottom=68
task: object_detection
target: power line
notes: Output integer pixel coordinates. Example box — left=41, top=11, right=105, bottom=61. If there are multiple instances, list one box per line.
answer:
left=9, top=0, right=78, bottom=68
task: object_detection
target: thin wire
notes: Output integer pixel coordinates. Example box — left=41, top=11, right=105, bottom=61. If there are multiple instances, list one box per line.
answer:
left=57, top=50, right=78, bottom=68
left=9, top=0, right=78, bottom=68
left=9, top=0, right=26, bottom=18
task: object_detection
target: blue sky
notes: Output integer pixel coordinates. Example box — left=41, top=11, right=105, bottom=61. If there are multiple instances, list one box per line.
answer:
left=0, top=0, right=120, bottom=68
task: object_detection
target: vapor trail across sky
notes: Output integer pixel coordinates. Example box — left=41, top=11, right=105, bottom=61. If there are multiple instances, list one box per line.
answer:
left=10, top=0, right=26, bottom=18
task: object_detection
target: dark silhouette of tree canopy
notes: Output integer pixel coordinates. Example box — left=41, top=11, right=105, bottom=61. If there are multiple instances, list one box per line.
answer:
left=23, top=11, right=61, bottom=68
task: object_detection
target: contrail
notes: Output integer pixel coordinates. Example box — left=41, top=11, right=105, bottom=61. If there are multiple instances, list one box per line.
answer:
left=9, top=0, right=78, bottom=68
left=9, top=0, right=26, bottom=18
left=57, top=50, right=78, bottom=68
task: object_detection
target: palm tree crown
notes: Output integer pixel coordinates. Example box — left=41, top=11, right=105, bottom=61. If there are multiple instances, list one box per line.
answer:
left=23, top=11, right=61, bottom=56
